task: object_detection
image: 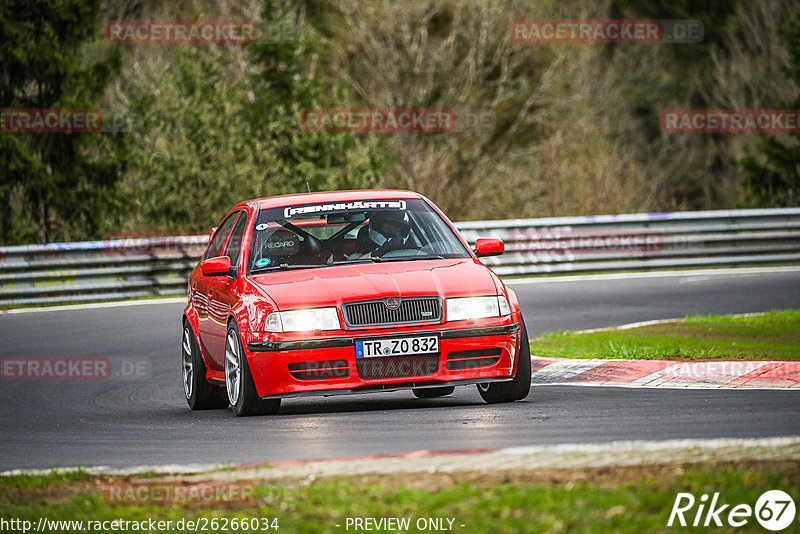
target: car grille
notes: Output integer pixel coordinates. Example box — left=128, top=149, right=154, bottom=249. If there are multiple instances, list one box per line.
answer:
left=342, top=297, right=441, bottom=327
left=288, top=360, right=350, bottom=380
left=356, top=355, right=439, bottom=380
left=446, top=348, right=502, bottom=370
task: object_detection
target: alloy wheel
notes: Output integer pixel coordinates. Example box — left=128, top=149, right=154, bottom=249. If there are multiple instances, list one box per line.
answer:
left=182, top=327, right=194, bottom=399
left=225, top=330, right=242, bottom=405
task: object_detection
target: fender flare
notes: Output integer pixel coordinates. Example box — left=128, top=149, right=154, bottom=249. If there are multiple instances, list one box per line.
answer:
left=182, top=302, right=215, bottom=373
left=230, top=300, right=251, bottom=337
left=506, top=286, right=521, bottom=322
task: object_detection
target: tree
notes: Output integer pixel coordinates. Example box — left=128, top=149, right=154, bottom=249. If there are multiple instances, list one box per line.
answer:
left=740, top=9, right=800, bottom=207
left=0, top=0, right=124, bottom=244
left=115, top=0, right=384, bottom=235
left=243, top=0, right=385, bottom=196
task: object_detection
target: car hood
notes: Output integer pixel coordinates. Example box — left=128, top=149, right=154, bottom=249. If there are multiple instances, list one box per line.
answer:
left=249, top=259, right=500, bottom=310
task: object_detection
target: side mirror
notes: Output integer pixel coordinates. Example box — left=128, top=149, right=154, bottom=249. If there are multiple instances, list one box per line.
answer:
left=201, top=256, right=234, bottom=277
left=474, top=238, right=504, bottom=258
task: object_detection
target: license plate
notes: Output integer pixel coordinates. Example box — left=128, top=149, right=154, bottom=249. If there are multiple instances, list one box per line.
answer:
left=355, top=335, right=439, bottom=358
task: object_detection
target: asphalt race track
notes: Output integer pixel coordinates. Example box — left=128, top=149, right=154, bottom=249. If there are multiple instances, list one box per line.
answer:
left=1, top=268, right=798, bottom=470
left=510, top=267, right=800, bottom=335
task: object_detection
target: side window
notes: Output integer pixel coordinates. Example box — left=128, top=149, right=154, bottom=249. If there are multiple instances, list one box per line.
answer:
left=224, top=213, right=248, bottom=267
left=204, top=211, right=241, bottom=260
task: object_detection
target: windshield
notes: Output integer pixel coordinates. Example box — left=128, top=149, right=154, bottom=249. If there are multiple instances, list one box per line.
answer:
left=247, top=198, right=471, bottom=273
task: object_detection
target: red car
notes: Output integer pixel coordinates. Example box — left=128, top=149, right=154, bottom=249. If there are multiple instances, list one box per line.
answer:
left=182, top=190, right=530, bottom=416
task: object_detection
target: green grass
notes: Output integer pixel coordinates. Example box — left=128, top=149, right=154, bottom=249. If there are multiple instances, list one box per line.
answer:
left=0, top=469, right=92, bottom=490
left=528, top=310, right=800, bottom=360
left=1, top=462, right=797, bottom=533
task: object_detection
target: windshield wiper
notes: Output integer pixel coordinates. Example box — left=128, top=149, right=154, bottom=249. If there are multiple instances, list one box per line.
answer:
left=331, top=258, right=374, bottom=265
left=251, top=263, right=329, bottom=273
left=371, top=254, right=445, bottom=262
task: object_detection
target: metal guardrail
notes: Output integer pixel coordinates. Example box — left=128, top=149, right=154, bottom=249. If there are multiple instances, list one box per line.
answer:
left=0, top=236, right=208, bottom=307
left=1, top=208, right=799, bottom=308
left=457, top=208, right=800, bottom=277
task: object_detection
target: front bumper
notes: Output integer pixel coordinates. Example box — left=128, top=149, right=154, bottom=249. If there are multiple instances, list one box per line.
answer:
left=244, top=321, right=521, bottom=398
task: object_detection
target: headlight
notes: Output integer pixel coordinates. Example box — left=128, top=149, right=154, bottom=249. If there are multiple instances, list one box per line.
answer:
left=265, top=307, right=341, bottom=332
left=446, top=296, right=511, bottom=321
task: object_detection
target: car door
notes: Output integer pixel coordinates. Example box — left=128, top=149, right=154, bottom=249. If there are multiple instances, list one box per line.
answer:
left=203, top=211, right=249, bottom=369
left=196, top=211, right=241, bottom=367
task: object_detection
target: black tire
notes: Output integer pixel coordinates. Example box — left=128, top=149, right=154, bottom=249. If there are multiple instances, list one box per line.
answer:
left=477, top=316, right=532, bottom=404
left=225, top=321, right=281, bottom=416
left=412, top=386, right=455, bottom=399
left=182, top=321, right=228, bottom=410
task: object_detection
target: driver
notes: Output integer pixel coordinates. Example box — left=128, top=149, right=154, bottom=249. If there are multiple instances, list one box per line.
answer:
left=353, top=211, right=411, bottom=257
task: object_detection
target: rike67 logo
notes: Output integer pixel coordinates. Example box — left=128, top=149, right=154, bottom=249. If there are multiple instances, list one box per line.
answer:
left=669, top=490, right=796, bottom=531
